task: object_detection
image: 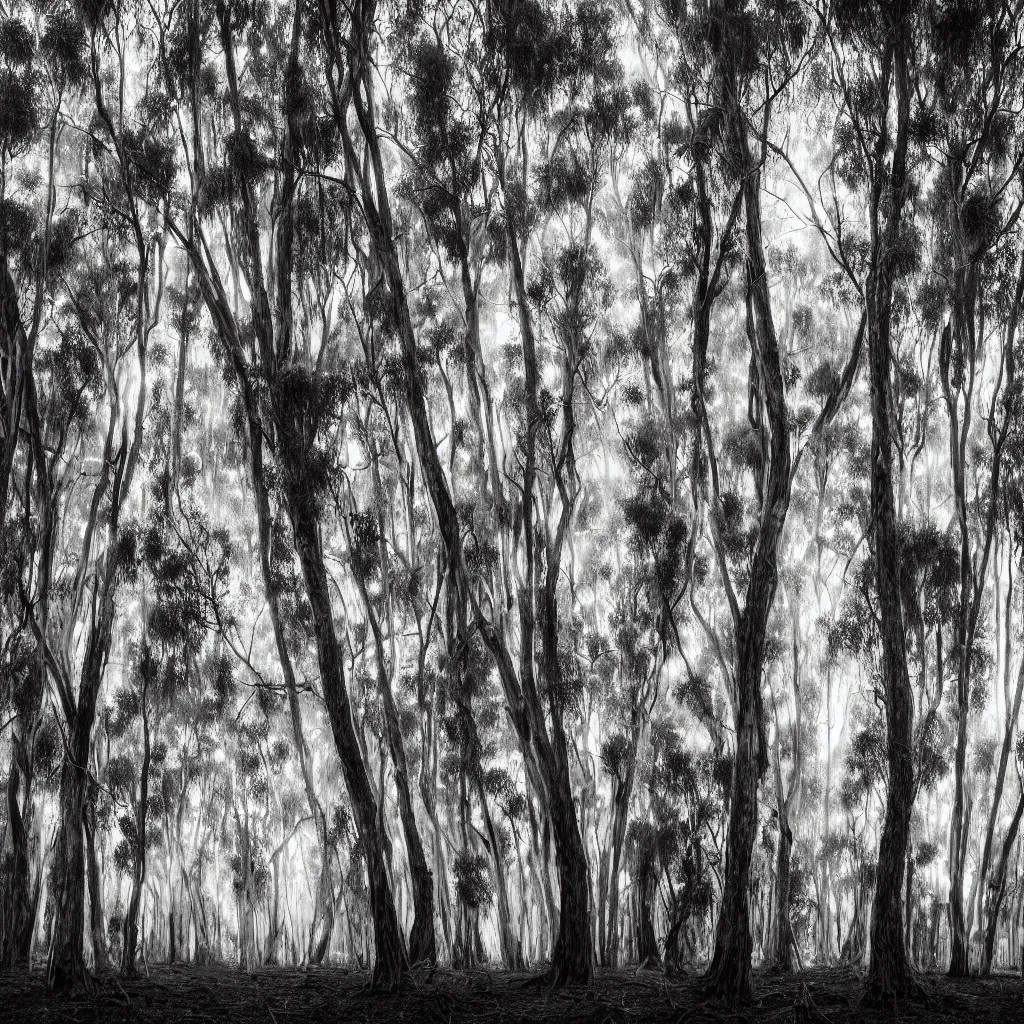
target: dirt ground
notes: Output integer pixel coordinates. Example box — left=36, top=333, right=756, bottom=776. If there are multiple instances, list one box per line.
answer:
left=1, top=962, right=1021, bottom=1023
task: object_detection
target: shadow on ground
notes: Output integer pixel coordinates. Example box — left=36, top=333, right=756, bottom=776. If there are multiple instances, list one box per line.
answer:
left=1, top=962, right=1020, bottom=1022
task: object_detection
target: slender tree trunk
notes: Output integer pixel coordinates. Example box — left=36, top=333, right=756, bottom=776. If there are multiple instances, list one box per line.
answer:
left=605, top=759, right=635, bottom=968
left=701, top=57, right=791, bottom=1003
left=476, top=777, right=523, bottom=969
left=977, top=649, right=1024, bottom=974
left=981, top=790, right=1024, bottom=976
left=122, top=694, right=152, bottom=974
left=335, top=6, right=593, bottom=980
left=352, top=489, right=435, bottom=966
left=285, top=501, right=406, bottom=987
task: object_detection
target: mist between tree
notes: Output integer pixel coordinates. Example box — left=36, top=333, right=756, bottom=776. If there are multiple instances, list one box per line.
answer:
left=0, top=0, right=1022, bottom=1012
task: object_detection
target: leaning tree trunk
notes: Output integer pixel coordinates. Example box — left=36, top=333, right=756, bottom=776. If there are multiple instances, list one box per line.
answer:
left=977, top=630, right=1024, bottom=975
left=981, top=789, right=1024, bottom=976
left=378, top=658, right=436, bottom=966
left=507, top=162, right=593, bottom=987
left=285, top=496, right=407, bottom=988
left=340, top=11, right=592, bottom=980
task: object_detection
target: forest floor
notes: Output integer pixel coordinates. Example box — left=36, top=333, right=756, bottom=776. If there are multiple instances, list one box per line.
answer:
left=0, top=962, right=1021, bottom=1023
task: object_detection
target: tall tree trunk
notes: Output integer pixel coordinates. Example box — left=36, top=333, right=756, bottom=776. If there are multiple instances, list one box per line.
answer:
left=863, top=17, right=918, bottom=1004
left=331, top=0, right=593, bottom=982
left=476, top=776, right=523, bottom=969
left=770, top=621, right=802, bottom=971
left=246, top=423, right=337, bottom=967
left=547, top=757, right=593, bottom=983
left=375, top=632, right=435, bottom=966
left=701, top=55, right=791, bottom=1004
left=703, top=658, right=763, bottom=999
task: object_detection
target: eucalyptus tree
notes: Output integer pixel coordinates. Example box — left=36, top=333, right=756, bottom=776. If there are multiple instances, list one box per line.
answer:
left=916, top=0, right=1024, bottom=975
left=820, top=0, right=923, bottom=1000
left=0, top=2, right=86, bottom=970
left=648, top=0, right=811, bottom=999
left=34, top=0, right=171, bottom=988
left=149, top=0, right=409, bottom=986
left=315, top=0, right=631, bottom=982
left=979, top=411, right=1024, bottom=975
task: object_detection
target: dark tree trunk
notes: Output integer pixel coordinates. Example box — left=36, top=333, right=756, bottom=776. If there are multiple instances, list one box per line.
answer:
left=504, top=161, right=593, bottom=987
left=605, top=728, right=640, bottom=969
left=84, top=800, right=108, bottom=972
left=47, top=726, right=94, bottom=991
left=981, top=790, right=1024, bottom=976
left=701, top=53, right=791, bottom=1003
left=285, top=500, right=407, bottom=988
left=353, top=498, right=436, bottom=967
left=771, top=814, right=794, bottom=970
left=976, top=618, right=1024, bottom=975
left=386, top=695, right=435, bottom=967
left=863, top=17, right=919, bottom=1005
left=904, top=844, right=914, bottom=960
left=635, top=854, right=661, bottom=968
left=245, top=419, right=338, bottom=968
left=333, top=3, right=593, bottom=981
left=122, top=698, right=151, bottom=975
left=547, top=771, right=593, bottom=984
left=47, top=554, right=124, bottom=992
left=2, top=727, right=38, bottom=967
left=0, top=260, right=29, bottom=522
left=605, top=774, right=630, bottom=968
left=702, top=672, right=761, bottom=999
